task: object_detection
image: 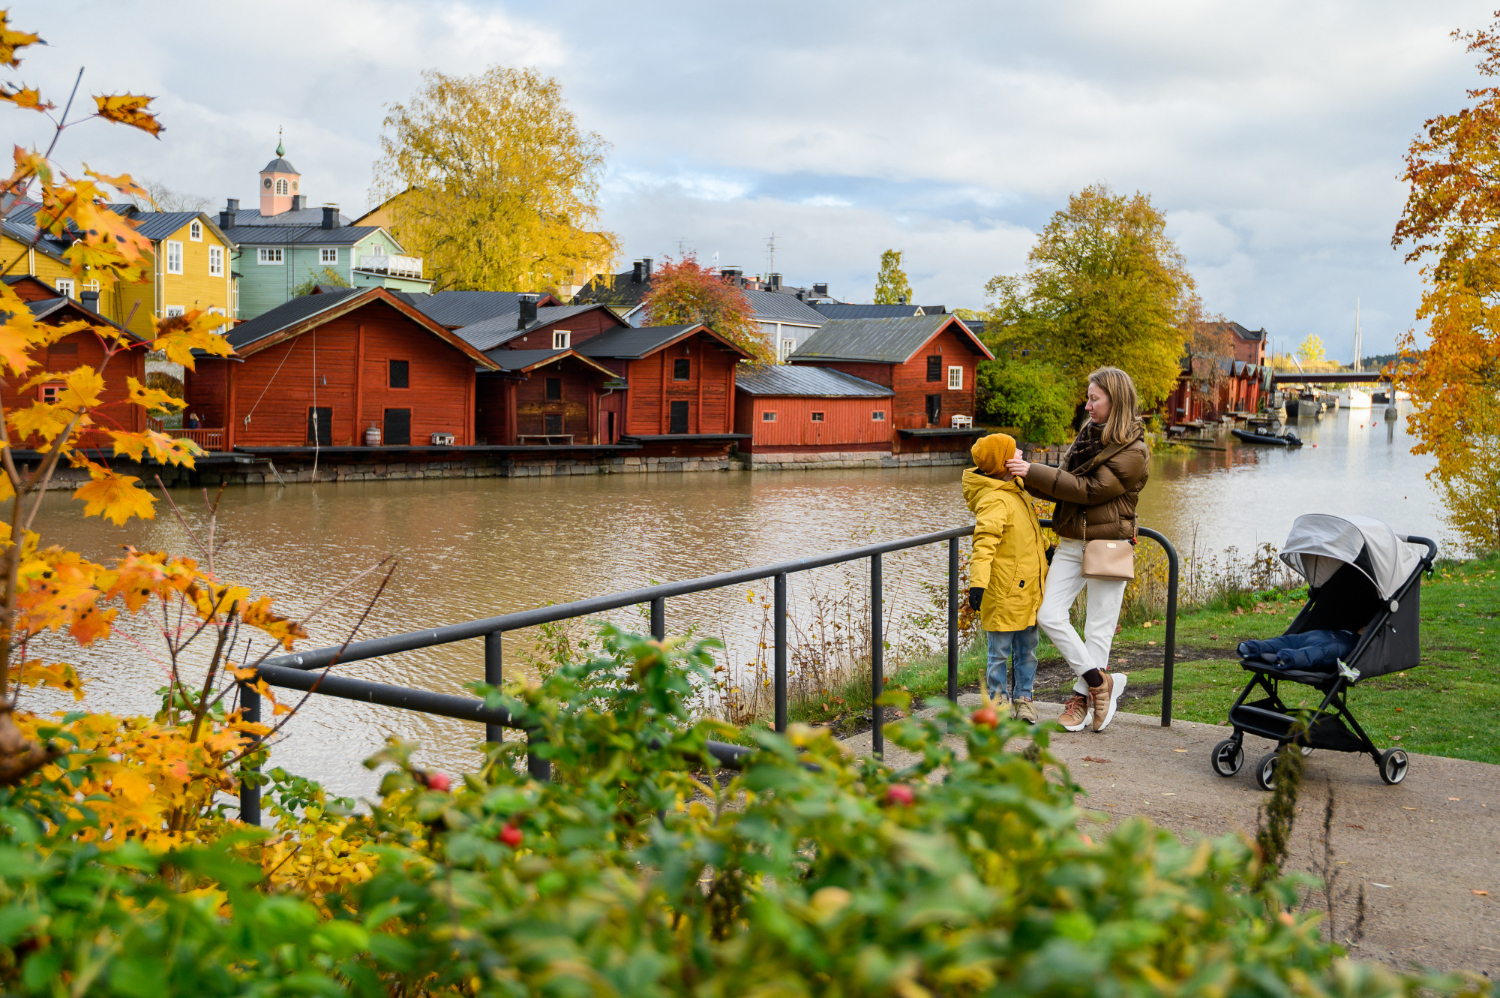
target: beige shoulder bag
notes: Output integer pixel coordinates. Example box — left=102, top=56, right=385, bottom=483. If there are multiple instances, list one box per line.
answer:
left=1074, top=436, right=1138, bottom=582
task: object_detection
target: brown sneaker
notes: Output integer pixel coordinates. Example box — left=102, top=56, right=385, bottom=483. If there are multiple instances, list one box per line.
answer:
left=1013, top=698, right=1038, bottom=725
left=1089, top=672, right=1128, bottom=732
left=1058, top=693, right=1091, bottom=731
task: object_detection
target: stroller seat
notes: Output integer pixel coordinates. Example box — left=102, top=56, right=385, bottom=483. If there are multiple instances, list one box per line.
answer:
left=1209, top=514, right=1437, bottom=791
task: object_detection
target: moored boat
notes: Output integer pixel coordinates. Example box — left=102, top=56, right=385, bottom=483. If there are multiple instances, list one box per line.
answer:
left=1231, top=428, right=1303, bottom=447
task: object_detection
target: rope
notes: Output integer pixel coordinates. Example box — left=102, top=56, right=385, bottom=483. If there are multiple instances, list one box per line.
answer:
left=242, top=337, right=299, bottom=426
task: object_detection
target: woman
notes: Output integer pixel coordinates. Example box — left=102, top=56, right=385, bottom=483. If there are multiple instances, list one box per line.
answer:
left=1004, top=366, right=1149, bottom=733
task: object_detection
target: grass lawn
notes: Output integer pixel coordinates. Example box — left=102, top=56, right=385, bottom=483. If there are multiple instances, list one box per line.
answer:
left=1113, top=552, right=1499, bottom=765
left=759, top=553, right=1498, bottom=766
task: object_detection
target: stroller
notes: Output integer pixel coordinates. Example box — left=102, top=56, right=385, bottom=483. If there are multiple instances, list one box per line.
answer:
left=1209, top=514, right=1437, bottom=790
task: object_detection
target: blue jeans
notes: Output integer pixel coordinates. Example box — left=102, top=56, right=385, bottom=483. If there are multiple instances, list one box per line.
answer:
left=987, top=625, right=1039, bottom=699
left=1238, top=630, right=1358, bottom=671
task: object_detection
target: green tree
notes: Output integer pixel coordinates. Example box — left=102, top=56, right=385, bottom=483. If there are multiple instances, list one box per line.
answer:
left=976, top=355, right=1074, bottom=443
left=291, top=266, right=350, bottom=298
left=873, top=248, right=913, bottom=304
left=983, top=184, right=1200, bottom=409
left=372, top=65, right=618, bottom=294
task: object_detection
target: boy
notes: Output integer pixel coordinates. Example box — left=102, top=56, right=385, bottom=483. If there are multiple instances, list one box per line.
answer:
left=963, top=433, right=1049, bottom=723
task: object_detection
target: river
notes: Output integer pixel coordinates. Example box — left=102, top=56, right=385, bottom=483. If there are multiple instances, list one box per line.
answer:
left=26, top=404, right=1444, bottom=800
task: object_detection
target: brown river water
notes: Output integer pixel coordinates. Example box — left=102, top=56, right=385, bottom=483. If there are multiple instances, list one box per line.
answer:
left=27, top=405, right=1443, bottom=799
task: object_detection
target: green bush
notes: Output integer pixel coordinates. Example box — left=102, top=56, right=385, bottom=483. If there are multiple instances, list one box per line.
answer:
left=977, top=356, right=1076, bottom=444
left=0, top=626, right=1486, bottom=996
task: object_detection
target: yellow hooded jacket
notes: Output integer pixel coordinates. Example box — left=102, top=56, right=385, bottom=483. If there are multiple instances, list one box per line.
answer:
left=962, top=468, right=1048, bottom=632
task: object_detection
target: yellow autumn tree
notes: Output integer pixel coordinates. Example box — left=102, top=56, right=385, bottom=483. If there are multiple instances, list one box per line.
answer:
left=372, top=65, right=618, bottom=295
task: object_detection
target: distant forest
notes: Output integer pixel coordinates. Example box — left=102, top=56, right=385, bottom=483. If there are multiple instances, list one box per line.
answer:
left=1360, top=352, right=1420, bottom=369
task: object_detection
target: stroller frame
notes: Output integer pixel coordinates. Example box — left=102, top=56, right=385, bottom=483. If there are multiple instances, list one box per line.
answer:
left=1210, top=533, right=1437, bottom=790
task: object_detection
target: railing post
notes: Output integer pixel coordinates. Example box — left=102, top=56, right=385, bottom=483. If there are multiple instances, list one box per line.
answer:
left=774, top=572, right=787, bottom=733
left=1161, top=536, right=1179, bottom=728
left=485, top=631, right=504, bottom=744
left=947, top=536, right=959, bottom=702
left=650, top=597, right=665, bottom=641
left=527, top=733, right=551, bottom=782
left=238, top=680, right=261, bottom=825
left=871, top=552, right=883, bottom=758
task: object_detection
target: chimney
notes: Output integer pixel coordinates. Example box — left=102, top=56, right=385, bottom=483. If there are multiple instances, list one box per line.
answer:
left=291, top=194, right=305, bottom=211
left=220, top=208, right=236, bottom=230
left=642, top=257, right=653, bottom=281
left=632, top=260, right=644, bottom=283
left=80, top=289, right=100, bottom=314
left=517, top=293, right=539, bottom=330
left=723, top=267, right=742, bottom=285
left=796, top=289, right=806, bottom=301
left=768, top=272, right=782, bottom=291
left=813, top=282, right=828, bottom=297
left=321, top=205, right=338, bottom=230
left=226, top=198, right=240, bottom=211
left=898, top=294, right=907, bottom=306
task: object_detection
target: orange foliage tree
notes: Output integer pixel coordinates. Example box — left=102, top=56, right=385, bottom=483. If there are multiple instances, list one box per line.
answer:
left=637, top=253, right=772, bottom=362
left=1393, top=11, right=1500, bottom=550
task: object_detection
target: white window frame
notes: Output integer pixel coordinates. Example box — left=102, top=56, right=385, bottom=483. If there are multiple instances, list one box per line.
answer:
left=55, top=278, right=74, bottom=299
left=81, top=279, right=99, bottom=292
left=207, top=306, right=226, bottom=333
left=40, top=384, right=61, bottom=405
left=165, top=240, right=183, bottom=275
left=947, top=365, right=963, bottom=390
left=779, top=337, right=796, bottom=361
left=275, top=178, right=288, bottom=196
left=320, top=247, right=338, bottom=265
left=762, top=411, right=776, bottom=422
left=209, top=246, right=223, bottom=276
left=164, top=306, right=186, bottom=318
left=872, top=410, right=887, bottom=421
left=552, top=329, right=571, bottom=349
left=258, top=247, right=284, bottom=265
left=189, top=220, right=202, bottom=241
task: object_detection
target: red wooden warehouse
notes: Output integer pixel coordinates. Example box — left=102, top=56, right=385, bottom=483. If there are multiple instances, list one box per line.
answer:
left=787, top=315, right=992, bottom=455
left=733, top=366, right=894, bottom=455
left=183, top=287, right=499, bottom=449
left=3, top=276, right=147, bottom=449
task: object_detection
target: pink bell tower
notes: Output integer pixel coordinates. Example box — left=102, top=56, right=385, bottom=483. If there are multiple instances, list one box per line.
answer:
left=259, top=132, right=300, bottom=217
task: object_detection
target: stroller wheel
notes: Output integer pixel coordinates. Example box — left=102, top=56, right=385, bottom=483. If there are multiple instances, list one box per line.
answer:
left=1379, top=748, right=1409, bottom=785
left=1254, top=750, right=1279, bottom=791
left=1210, top=739, right=1244, bottom=777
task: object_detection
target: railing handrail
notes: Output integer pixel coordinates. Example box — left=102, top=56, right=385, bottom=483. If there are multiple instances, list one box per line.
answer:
left=265, top=524, right=976, bottom=672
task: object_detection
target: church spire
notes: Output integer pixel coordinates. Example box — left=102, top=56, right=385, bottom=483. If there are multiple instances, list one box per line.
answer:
left=276, top=127, right=284, bottom=158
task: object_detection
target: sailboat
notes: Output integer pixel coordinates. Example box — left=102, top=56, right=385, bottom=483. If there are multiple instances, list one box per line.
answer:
left=1339, top=299, right=1372, bottom=409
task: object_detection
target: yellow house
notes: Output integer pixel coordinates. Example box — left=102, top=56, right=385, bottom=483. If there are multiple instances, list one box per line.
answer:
left=0, top=218, right=120, bottom=318
left=111, top=210, right=236, bottom=338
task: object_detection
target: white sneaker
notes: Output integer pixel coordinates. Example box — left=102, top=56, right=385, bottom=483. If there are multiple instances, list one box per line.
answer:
left=1089, top=672, right=1128, bottom=732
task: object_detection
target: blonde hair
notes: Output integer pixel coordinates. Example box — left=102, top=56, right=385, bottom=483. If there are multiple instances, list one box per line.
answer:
left=1087, top=366, right=1140, bottom=445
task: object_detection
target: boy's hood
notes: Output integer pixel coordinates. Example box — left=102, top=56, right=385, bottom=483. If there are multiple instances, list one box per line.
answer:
left=962, top=468, right=1028, bottom=510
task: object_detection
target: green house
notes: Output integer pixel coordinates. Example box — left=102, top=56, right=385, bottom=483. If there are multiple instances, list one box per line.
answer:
left=218, top=143, right=434, bottom=320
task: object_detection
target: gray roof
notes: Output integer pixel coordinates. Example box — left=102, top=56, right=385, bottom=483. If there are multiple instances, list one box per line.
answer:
left=790, top=315, right=991, bottom=364
left=262, top=157, right=299, bottom=174
left=225, top=224, right=378, bottom=246
left=0, top=219, right=68, bottom=261
left=399, top=290, right=546, bottom=328
left=482, top=348, right=571, bottom=372
left=451, top=304, right=610, bottom=352
left=813, top=303, right=925, bottom=319
left=736, top=365, right=892, bottom=398
left=576, top=324, right=703, bottom=360
left=225, top=289, right=362, bottom=350
left=227, top=207, right=354, bottom=227
left=743, top=289, right=827, bottom=325
left=104, top=208, right=208, bottom=242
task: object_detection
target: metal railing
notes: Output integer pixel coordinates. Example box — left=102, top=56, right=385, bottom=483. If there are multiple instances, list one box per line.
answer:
left=240, top=523, right=1178, bottom=823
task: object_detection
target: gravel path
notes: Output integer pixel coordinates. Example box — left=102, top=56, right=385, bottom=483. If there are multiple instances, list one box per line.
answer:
left=840, top=695, right=1499, bottom=978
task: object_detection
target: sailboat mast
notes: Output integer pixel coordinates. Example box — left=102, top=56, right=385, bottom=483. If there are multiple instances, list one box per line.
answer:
left=1354, top=299, right=1362, bottom=373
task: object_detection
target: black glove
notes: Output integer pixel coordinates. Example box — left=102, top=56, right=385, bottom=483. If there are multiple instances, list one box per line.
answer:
left=1045, top=544, right=1057, bottom=565
left=968, top=588, right=984, bottom=613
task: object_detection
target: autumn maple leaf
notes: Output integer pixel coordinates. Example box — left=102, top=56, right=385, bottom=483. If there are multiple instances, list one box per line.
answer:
left=92, top=94, right=163, bottom=138
left=109, top=429, right=202, bottom=468
left=127, top=376, right=187, bottom=414
left=73, top=471, right=155, bottom=526
left=0, top=11, right=42, bottom=69
left=151, top=311, right=233, bottom=370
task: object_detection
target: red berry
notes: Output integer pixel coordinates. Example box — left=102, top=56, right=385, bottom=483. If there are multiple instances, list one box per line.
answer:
left=426, top=771, right=451, bottom=792
left=499, top=823, right=523, bottom=847
left=971, top=707, right=1000, bottom=729
left=885, top=784, right=915, bottom=807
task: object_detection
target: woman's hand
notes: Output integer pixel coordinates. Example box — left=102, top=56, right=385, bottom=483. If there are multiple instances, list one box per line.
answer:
left=1004, top=456, right=1030, bottom=479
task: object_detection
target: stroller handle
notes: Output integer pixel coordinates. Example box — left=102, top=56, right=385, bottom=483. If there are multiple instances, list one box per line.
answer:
left=1406, top=535, right=1438, bottom=567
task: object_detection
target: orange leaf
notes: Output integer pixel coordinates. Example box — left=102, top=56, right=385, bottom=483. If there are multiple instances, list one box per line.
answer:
left=92, top=94, right=163, bottom=137
left=73, top=470, right=156, bottom=526
left=150, top=311, right=234, bottom=370
left=0, top=86, right=51, bottom=112
left=0, top=323, right=34, bottom=375
left=83, top=166, right=147, bottom=200
left=109, top=429, right=201, bottom=468
left=0, top=11, right=42, bottom=68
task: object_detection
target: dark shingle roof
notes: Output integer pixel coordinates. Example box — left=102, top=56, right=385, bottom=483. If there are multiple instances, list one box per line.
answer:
left=482, top=348, right=570, bottom=372
left=790, top=315, right=992, bottom=364
left=399, top=291, right=550, bottom=328
left=744, top=289, right=826, bottom=324
left=812, top=303, right=924, bottom=320
left=1195, top=319, right=1265, bottom=343
left=225, top=289, right=362, bottom=350
left=736, top=366, right=892, bottom=397
left=573, top=268, right=653, bottom=307
left=576, top=325, right=702, bottom=360
left=262, top=156, right=298, bottom=174
left=450, top=304, right=610, bottom=351
left=228, top=207, right=354, bottom=227
left=225, top=224, right=378, bottom=246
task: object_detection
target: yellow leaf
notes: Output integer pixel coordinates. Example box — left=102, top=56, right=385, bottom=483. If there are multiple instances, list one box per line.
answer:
left=0, top=85, right=50, bottom=112
left=92, top=94, right=163, bottom=137
left=0, top=11, right=42, bottom=68
left=83, top=166, right=147, bottom=200
left=239, top=596, right=309, bottom=650
left=73, top=471, right=155, bottom=526
left=9, top=400, right=76, bottom=445
left=151, top=311, right=234, bottom=371
left=60, top=365, right=104, bottom=409
left=0, top=324, right=35, bottom=374
left=109, top=430, right=201, bottom=469
left=127, top=376, right=186, bottom=413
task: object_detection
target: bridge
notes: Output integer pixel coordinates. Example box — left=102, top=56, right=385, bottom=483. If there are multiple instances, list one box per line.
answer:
left=1270, top=371, right=1388, bottom=385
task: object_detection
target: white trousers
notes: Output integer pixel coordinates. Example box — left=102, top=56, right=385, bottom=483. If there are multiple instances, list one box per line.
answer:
left=1037, top=538, right=1127, bottom=696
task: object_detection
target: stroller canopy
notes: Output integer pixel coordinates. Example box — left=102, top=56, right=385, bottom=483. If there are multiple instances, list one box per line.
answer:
left=1279, top=514, right=1423, bottom=599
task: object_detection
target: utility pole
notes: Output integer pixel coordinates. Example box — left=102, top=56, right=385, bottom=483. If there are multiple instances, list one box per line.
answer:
left=766, top=232, right=776, bottom=275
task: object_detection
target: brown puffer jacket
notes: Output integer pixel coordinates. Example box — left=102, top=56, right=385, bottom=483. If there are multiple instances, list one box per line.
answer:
left=1023, top=428, right=1150, bottom=541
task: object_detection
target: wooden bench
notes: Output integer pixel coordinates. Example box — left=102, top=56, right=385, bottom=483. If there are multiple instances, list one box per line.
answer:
left=517, top=434, right=575, bottom=445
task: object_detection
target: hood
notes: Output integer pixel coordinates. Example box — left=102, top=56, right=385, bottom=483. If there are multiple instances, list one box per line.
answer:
left=962, top=468, right=1027, bottom=512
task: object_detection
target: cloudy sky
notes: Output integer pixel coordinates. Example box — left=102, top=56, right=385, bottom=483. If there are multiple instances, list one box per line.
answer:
left=14, top=1, right=1497, bottom=354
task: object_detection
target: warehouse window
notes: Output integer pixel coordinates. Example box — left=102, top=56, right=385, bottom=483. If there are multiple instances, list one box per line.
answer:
left=811, top=412, right=825, bottom=422
left=552, top=330, right=571, bottom=349
left=927, top=355, right=942, bottom=381
left=948, top=365, right=963, bottom=390
left=673, top=358, right=690, bottom=381
left=872, top=410, right=886, bottom=421
left=389, top=359, right=409, bottom=388
left=545, top=377, right=562, bottom=400
left=762, top=411, right=777, bottom=422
